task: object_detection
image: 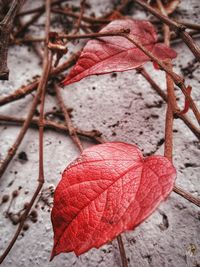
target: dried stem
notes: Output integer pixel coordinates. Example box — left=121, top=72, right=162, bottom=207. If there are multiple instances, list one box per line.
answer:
left=0, top=114, right=105, bottom=143
left=0, top=0, right=52, bottom=263
left=17, top=0, right=68, bottom=16
left=164, top=61, right=175, bottom=162
left=0, top=0, right=25, bottom=80
left=174, top=20, right=200, bottom=32
left=117, top=235, right=129, bottom=267
left=173, top=186, right=200, bottom=207
left=133, top=0, right=200, bottom=62
left=51, top=8, right=111, bottom=24
left=156, top=0, right=200, bottom=208
left=156, top=0, right=175, bottom=162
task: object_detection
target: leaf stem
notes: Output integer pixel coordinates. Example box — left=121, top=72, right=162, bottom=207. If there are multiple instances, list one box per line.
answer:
left=117, top=235, right=129, bottom=267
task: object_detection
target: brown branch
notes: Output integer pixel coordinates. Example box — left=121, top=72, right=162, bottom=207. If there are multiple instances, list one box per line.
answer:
left=0, top=51, right=81, bottom=106
left=117, top=235, right=129, bottom=267
left=152, top=19, right=200, bottom=32
left=156, top=0, right=200, bottom=209
left=51, top=8, right=111, bottom=24
left=0, top=0, right=25, bottom=80
left=174, top=20, right=200, bottom=32
left=133, top=0, right=200, bottom=62
left=164, top=61, right=174, bottom=162
left=156, top=0, right=175, bottom=163
left=0, top=0, right=52, bottom=263
left=0, top=115, right=105, bottom=143
left=173, top=186, right=200, bottom=207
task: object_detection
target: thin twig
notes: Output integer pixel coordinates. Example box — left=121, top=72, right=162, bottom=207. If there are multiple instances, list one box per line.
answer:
left=174, top=20, right=200, bottom=32
left=156, top=0, right=175, bottom=163
left=54, top=83, right=84, bottom=152
left=0, top=114, right=105, bottom=143
left=173, top=186, right=200, bottom=207
left=152, top=19, right=200, bottom=32
left=17, top=0, right=68, bottom=16
left=133, top=0, right=200, bottom=62
left=51, top=8, right=111, bottom=24
left=156, top=0, right=200, bottom=209
left=117, top=235, right=129, bottom=267
left=0, top=0, right=52, bottom=263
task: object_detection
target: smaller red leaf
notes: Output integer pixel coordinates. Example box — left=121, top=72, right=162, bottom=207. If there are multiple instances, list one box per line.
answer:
left=62, top=19, right=177, bottom=86
left=153, top=61, right=160, bottom=70
left=179, top=85, right=192, bottom=115
left=51, top=142, right=176, bottom=259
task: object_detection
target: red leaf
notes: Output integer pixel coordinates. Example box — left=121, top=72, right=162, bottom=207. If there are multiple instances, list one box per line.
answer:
left=51, top=142, right=176, bottom=259
left=179, top=85, right=192, bottom=115
left=62, top=19, right=177, bottom=86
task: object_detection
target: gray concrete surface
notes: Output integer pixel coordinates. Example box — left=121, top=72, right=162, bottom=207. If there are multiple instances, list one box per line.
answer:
left=0, top=0, right=200, bottom=266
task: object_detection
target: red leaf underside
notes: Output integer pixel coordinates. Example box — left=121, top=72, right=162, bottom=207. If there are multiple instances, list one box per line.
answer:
left=63, top=19, right=177, bottom=86
left=51, top=142, right=176, bottom=259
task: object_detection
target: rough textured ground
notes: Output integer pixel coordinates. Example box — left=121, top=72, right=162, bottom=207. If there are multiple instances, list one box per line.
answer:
left=0, top=0, right=200, bottom=266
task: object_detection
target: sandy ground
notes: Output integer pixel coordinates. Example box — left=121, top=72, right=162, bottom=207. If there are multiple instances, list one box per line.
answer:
left=0, top=0, right=200, bottom=266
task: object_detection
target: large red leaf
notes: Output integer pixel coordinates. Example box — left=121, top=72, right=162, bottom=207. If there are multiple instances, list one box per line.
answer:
left=63, top=19, right=177, bottom=86
left=51, top=142, right=176, bottom=259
